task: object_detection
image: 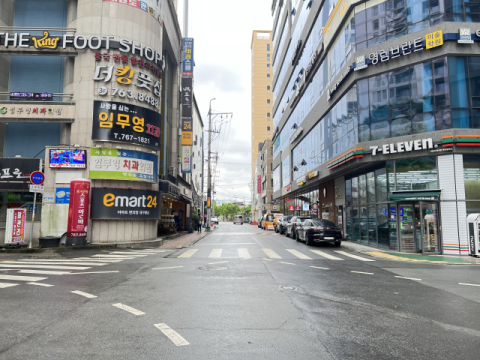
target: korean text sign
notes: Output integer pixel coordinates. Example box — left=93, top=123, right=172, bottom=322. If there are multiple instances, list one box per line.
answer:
left=181, top=77, right=193, bottom=117
left=5, top=209, right=26, bottom=243
left=90, top=148, right=158, bottom=183
left=67, top=180, right=90, bottom=238
left=92, top=101, right=161, bottom=149
left=90, top=188, right=160, bottom=220
left=182, top=38, right=194, bottom=76
left=181, top=146, right=192, bottom=173
left=0, top=158, right=40, bottom=191
left=257, top=176, right=261, bottom=194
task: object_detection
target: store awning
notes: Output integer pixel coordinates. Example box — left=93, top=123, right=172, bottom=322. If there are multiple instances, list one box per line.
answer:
left=390, top=190, right=441, bottom=201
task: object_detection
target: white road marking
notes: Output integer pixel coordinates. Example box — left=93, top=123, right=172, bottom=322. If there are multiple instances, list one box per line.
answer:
left=0, top=274, right=47, bottom=282
left=154, top=323, right=190, bottom=346
left=13, top=261, right=107, bottom=266
left=395, top=276, right=421, bottom=281
left=334, top=251, right=375, bottom=261
left=76, top=258, right=124, bottom=262
left=310, top=266, right=329, bottom=270
left=262, top=248, right=282, bottom=259
left=0, top=282, right=18, bottom=288
left=286, top=249, right=312, bottom=260
left=459, top=283, right=480, bottom=287
left=208, top=249, right=223, bottom=258
left=18, top=270, right=72, bottom=275
left=27, top=282, right=54, bottom=287
left=262, top=258, right=273, bottom=261
left=351, top=271, right=374, bottom=275
left=91, top=255, right=138, bottom=259
left=279, top=262, right=296, bottom=265
left=208, top=261, right=229, bottom=264
left=71, top=290, right=97, bottom=298
left=20, top=259, right=111, bottom=264
left=178, top=249, right=198, bottom=258
left=309, top=250, right=343, bottom=260
left=67, top=271, right=120, bottom=275
left=112, top=303, right=145, bottom=315
left=0, top=264, right=90, bottom=271
left=197, top=243, right=255, bottom=245
left=152, top=266, right=184, bottom=270
left=108, top=252, right=148, bottom=256
left=237, top=248, right=251, bottom=259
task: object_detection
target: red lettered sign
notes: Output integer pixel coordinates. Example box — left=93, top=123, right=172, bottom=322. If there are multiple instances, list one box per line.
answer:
left=67, top=180, right=91, bottom=237
left=257, top=175, right=261, bottom=194
left=12, top=209, right=26, bottom=243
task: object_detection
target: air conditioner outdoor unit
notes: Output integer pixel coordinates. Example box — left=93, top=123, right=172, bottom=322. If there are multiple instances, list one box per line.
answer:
left=169, top=166, right=175, bottom=176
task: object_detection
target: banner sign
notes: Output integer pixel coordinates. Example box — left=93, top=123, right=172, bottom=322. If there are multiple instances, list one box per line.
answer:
left=181, top=118, right=193, bottom=145
left=181, top=77, right=193, bottom=117
left=67, top=180, right=91, bottom=238
left=91, top=188, right=160, bottom=220
left=181, top=146, right=192, bottom=173
left=92, top=101, right=161, bottom=149
left=0, top=158, right=40, bottom=191
left=5, top=208, right=26, bottom=244
left=182, top=38, right=194, bottom=76
left=0, top=104, right=75, bottom=122
left=90, top=148, right=158, bottom=183
left=257, top=175, right=261, bottom=194
left=55, top=188, right=71, bottom=204
left=103, top=0, right=163, bottom=26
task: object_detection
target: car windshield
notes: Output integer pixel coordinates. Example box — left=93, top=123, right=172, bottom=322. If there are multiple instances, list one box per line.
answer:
left=298, top=217, right=311, bottom=221
left=311, top=219, right=324, bottom=226
left=266, top=215, right=274, bottom=221
left=321, top=220, right=337, bottom=228
left=283, top=216, right=292, bottom=221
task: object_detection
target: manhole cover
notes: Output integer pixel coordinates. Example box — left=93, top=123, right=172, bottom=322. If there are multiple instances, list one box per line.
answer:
left=197, top=266, right=228, bottom=271
left=279, top=286, right=297, bottom=291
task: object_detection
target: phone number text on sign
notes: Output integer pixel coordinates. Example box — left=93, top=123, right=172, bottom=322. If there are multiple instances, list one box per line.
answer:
left=92, top=101, right=161, bottom=149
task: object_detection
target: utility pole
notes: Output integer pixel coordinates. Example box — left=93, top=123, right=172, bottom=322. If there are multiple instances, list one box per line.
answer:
left=206, top=101, right=233, bottom=231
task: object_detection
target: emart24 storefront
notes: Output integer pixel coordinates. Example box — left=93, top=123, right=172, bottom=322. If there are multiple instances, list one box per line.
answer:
left=282, top=134, right=480, bottom=256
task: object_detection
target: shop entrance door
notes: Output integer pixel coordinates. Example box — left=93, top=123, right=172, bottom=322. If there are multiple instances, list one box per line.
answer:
left=398, top=202, right=440, bottom=254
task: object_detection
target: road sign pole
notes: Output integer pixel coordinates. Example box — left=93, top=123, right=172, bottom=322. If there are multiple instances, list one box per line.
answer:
left=29, top=192, right=36, bottom=249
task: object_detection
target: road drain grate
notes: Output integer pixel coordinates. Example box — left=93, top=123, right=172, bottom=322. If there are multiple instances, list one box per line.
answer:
left=197, top=266, right=228, bottom=271
left=279, top=286, right=297, bottom=291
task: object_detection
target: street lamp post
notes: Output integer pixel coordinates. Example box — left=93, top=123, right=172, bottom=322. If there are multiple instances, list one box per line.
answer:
left=206, top=98, right=215, bottom=232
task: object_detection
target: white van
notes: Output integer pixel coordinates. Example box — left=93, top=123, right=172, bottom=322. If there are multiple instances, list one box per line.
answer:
left=234, top=215, right=243, bottom=225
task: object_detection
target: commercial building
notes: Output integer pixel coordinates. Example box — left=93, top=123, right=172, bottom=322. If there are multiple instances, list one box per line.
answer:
left=251, top=30, right=273, bottom=179
left=271, top=0, right=480, bottom=255
left=0, top=0, right=202, bottom=246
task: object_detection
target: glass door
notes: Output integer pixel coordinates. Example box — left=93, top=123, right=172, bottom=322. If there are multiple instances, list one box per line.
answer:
left=399, top=203, right=418, bottom=252
left=421, top=202, right=440, bottom=254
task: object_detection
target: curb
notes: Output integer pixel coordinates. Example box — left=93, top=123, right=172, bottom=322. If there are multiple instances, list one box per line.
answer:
left=341, top=241, right=480, bottom=265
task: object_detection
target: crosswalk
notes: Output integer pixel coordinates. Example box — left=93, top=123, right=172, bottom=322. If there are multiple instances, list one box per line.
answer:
left=0, top=248, right=170, bottom=290
left=174, top=247, right=374, bottom=262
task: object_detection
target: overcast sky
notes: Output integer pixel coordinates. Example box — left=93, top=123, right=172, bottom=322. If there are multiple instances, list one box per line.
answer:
left=177, top=0, right=273, bottom=204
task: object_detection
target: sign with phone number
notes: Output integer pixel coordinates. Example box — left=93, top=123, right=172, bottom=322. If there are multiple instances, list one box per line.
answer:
left=92, top=100, right=161, bottom=149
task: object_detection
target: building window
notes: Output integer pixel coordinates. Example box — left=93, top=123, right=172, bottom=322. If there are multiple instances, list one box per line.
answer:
left=267, top=44, right=270, bottom=51
left=267, top=99, right=270, bottom=108
left=267, top=126, right=271, bottom=135
left=267, top=86, right=270, bottom=94
left=267, top=74, right=270, bottom=81
left=267, top=113, right=270, bottom=121
left=267, top=54, right=270, bottom=61
left=267, top=64, right=271, bottom=71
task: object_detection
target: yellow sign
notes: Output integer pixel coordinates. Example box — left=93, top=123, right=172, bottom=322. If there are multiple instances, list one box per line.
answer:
left=426, top=30, right=443, bottom=49
left=181, top=132, right=193, bottom=145
left=308, top=171, right=318, bottom=179
left=323, top=0, right=348, bottom=34
left=32, top=31, right=60, bottom=50
left=207, top=198, right=211, bottom=207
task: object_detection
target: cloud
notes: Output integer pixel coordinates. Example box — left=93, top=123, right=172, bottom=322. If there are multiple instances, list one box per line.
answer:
left=195, top=63, right=245, bottom=93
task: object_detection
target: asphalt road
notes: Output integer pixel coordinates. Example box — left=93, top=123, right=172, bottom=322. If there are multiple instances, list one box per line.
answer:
left=1, top=222, right=480, bottom=359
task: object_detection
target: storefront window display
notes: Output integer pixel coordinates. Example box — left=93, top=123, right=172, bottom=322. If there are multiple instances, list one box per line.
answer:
left=463, top=155, right=480, bottom=215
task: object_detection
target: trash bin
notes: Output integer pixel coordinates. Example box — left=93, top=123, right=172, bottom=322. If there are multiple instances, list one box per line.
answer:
left=38, top=236, right=61, bottom=248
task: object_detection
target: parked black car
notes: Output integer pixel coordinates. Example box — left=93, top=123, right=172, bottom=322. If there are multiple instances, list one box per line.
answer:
left=275, top=215, right=292, bottom=234
left=285, top=216, right=311, bottom=240
left=296, top=219, right=342, bottom=246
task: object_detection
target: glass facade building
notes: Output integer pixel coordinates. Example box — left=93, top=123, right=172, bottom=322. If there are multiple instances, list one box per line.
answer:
left=270, top=0, right=480, bottom=256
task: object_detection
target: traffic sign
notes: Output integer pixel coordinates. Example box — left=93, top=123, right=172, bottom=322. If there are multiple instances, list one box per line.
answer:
left=29, top=185, right=44, bottom=193
left=30, top=171, right=45, bottom=185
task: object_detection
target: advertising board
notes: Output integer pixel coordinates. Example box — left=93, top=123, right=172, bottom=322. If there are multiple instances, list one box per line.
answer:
left=90, top=148, right=158, bottom=183
left=90, top=188, right=160, bottom=220
left=5, top=209, right=26, bottom=244
left=50, top=150, right=86, bottom=168
left=67, top=180, right=90, bottom=238
left=92, top=101, right=161, bottom=149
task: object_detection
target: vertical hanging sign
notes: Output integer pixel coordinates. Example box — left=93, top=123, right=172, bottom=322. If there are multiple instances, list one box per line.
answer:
left=257, top=175, right=261, bottom=194
left=67, top=179, right=91, bottom=238
left=181, top=146, right=192, bottom=173
left=5, top=209, right=27, bottom=244
left=182, top=38, right=194, bottom=77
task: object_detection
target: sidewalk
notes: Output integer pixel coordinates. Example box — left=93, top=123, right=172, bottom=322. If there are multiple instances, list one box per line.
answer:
left=160, top=227, right=213, bottom=249
left=341, top=241, right=480, bottom=265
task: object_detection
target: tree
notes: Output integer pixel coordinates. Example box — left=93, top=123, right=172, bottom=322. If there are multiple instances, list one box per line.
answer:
left=242, top=205, right=251, bottom=217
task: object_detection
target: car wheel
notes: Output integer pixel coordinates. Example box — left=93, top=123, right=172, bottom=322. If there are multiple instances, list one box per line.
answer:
left=334, top=240, right=341, bottom=247
left=305, top=235, right=312, bottom=246
left=286, top=230, right=290, bottom=238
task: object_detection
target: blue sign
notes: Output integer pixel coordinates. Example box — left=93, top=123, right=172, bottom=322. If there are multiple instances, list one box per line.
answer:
left=25, top=204, right=38, bottom=213
left=55, top=188, right=70, bottom=204
left=30, top=171, right=44, bottom=185
left=182, top=38, right=194, bottom=76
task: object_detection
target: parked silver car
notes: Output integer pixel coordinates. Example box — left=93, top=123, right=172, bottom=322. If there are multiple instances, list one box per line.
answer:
left=285, top=216, right=311, bottom=240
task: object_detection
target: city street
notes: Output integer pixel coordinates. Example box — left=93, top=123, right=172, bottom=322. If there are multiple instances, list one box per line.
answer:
left=1, top=223, right=480, bottom=359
